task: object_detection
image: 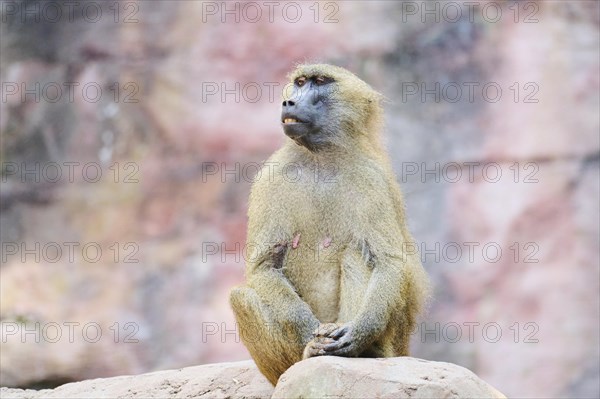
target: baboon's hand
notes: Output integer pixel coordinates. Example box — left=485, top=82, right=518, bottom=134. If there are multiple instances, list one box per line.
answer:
left=302, top=336, right=334, bottom=359
left=302, top=323, right=340, bottom=359
left=314, top=323, right=341, bottom=337
left=318, top=322, right=362, bottom=356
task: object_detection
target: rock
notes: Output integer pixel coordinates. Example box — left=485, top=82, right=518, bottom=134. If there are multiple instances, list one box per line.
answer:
left=273, top=357, right=506, bottom=399
left=0, top=360, right=272, bottom=399
left=0, top=357, right=507, bottom=398
left=0, top=388, right=47, bottom=399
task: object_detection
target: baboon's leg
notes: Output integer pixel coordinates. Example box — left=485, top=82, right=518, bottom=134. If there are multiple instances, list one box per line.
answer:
left=230, top=275, right=318, bottom=385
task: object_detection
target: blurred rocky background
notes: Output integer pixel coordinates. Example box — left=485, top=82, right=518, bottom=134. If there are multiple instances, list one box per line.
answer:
left=0, top=1, right=598, bottom=398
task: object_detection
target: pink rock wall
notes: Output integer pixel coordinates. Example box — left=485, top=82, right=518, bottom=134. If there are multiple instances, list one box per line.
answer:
left=1, top=1, right=598, bottom=397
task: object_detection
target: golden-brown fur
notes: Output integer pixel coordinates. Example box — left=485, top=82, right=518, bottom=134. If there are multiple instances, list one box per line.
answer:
left=230, top=64, right=429, bottom=385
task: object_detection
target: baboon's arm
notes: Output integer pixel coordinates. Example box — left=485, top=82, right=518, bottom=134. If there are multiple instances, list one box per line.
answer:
left=247, top=247, right=320, bottom=341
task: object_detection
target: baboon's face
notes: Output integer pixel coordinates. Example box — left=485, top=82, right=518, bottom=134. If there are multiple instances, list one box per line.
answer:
left=281, top=74, right=336, bottom=151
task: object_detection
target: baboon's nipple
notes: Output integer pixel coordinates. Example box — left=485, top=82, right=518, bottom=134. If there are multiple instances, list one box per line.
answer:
left=292, top=233, right=301, bottom=249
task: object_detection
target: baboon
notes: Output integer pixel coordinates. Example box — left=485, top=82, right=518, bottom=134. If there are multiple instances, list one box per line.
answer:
left=230, top=64, right=429, bottom=385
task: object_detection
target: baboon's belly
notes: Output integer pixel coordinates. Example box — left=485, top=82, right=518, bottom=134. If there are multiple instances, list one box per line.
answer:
left=284, top=243, right=342, bottom=323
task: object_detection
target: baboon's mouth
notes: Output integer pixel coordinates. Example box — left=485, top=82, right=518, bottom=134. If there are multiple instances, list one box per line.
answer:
left=281, top=114, right=307, bottom=124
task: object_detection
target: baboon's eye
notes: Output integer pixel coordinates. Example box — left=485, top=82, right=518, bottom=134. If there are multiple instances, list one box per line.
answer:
left=295, top=77, right=307, bottom=87
left=315, top=76, right=327, bottom=86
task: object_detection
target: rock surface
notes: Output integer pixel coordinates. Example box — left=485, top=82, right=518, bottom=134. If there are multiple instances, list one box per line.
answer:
left=0, top=358, right=506, bottom=399
left=0, top=360, right=272, bottom=399
left=273, top=357, right=506, bottom=399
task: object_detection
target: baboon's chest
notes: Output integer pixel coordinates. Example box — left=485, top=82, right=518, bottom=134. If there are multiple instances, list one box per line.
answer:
left=277, top=172, right=371, bottom=322
left=280, top=197, right=361, bottom=322
left=283, top=229, right=344, bottom=323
